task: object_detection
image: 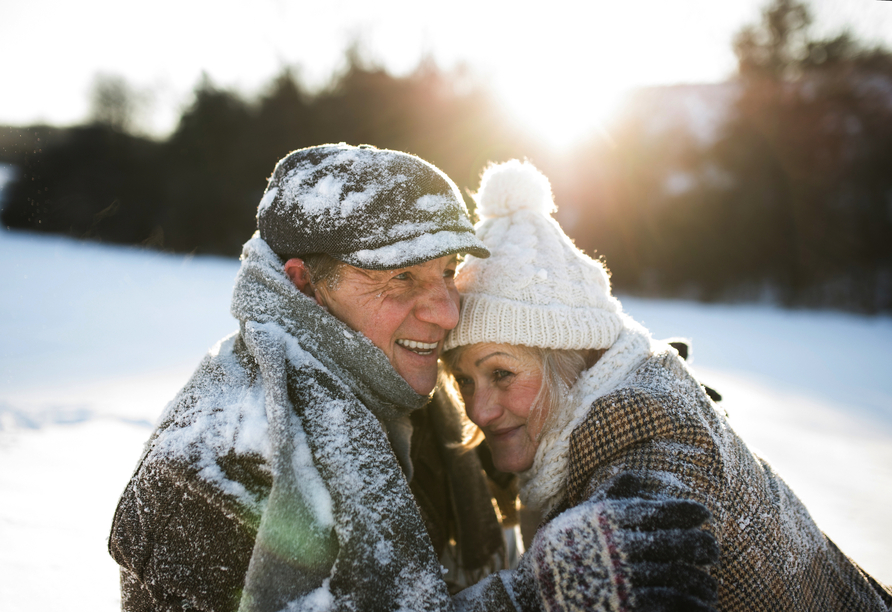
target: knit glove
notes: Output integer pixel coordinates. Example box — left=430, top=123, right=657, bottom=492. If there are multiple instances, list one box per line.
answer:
left=453, top=472, right=719, bottom=612
left=526, top=471, right=719, bottom=612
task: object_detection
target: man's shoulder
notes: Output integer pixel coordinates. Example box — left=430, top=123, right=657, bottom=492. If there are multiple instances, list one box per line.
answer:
left=129, top=331, right=273, bottom=507
left=151, top=332, right=261, bottom=444
left=110, top=332, right=272, bottom=590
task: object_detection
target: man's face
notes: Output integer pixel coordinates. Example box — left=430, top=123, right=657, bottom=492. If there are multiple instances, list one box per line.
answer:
left=316, top=255, right=460, bottom=395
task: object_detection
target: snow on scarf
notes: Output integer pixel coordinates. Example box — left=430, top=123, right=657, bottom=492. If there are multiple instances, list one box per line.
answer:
left=231, top=234, right=452, bottom=612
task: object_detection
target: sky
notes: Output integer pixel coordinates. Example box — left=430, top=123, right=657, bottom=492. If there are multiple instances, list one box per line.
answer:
left=2, top=0, right=892, bottom=149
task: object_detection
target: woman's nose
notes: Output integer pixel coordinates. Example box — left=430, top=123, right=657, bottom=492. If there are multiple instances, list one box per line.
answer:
left=467, top=387, right=501, bottom=428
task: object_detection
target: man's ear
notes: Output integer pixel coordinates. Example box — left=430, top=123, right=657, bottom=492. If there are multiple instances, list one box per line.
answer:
left=284, top=258, right=317, bottom=299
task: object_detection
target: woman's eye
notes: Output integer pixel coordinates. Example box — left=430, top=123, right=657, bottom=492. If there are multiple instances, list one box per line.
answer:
left=492, top=369, right=513, bottom=382
left=454, top=376, right=472, bottom=389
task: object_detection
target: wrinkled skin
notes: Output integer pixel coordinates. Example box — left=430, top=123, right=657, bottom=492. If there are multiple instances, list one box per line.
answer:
left=286, top=254, right=460, bottom=395
left=450, top=343, right=545, bottom=472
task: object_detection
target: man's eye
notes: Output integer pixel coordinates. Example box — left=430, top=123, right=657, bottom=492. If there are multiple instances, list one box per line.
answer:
left=393, top=271, right=410, bottom=280
left=443, top=268, right=456, bottom=280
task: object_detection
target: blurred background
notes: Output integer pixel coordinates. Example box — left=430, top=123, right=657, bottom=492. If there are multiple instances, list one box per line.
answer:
left=2, top=0, right=892, bottom=609
left=3, top=0, right=892, bottom=311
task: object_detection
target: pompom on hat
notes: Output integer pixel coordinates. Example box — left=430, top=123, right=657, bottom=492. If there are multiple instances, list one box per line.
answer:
left=444, top=160, right=624, bottom=352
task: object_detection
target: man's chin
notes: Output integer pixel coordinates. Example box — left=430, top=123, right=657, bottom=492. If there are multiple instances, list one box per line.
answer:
left=409, top=379, right=437, bottom=396
left=393, top=352, right=439, bottom=395
left=399, top=370, right=438, bottom=396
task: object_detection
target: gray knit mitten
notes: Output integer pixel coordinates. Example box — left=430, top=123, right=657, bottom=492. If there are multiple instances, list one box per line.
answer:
left=528, top=472, right=719, bottom=612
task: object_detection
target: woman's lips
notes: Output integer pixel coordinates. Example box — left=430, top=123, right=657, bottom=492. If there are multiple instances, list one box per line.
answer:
left=487, top=425, right=522, bottom=441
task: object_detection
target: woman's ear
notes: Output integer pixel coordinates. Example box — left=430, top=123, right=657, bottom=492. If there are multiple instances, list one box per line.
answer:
left=284, top=258, right=318, bottom=300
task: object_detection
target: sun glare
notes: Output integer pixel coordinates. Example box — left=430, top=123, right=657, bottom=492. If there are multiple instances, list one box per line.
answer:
left=452, top=2, right=729, bottom=153
left=496, top=79, right=629, bottom=151
left=409, top=0, right=758, bottom=153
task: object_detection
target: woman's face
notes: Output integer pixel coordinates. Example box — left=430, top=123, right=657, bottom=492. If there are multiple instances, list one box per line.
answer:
left=450, top=343, right=545, bottom=473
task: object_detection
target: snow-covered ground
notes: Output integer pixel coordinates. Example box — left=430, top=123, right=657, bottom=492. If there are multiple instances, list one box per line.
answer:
left=1, top=227, right=890, bottom=610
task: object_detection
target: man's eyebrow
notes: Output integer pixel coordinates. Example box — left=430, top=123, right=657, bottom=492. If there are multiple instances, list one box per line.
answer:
left=475, top=352, right=517, bottom=367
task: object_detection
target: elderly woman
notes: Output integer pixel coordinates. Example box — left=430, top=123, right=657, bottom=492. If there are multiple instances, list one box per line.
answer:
left=445, top=161, right=892, bottom=611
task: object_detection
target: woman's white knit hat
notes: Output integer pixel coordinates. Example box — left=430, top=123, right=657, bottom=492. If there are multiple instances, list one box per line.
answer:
left=444, top=160, right=624, bottom=352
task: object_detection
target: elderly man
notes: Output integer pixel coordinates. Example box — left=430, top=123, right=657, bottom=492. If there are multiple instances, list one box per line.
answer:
left=109, top=144, right=506, bottom=612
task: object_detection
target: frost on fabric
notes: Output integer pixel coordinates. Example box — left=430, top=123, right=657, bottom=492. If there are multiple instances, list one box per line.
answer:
left=351, top=230, right=475, bottom=268
left=277, top=149, right=426, bottom=223
left=278, top=150, right=353, bottom=219
left=292, top=367, right=450, bottom=611
left=286, top=579, right=334, bottom=612
left=615, top=351, right=832, bottom=578
left=643, top=467, right=694, bottom=498
left=275, top=327, right=349, bottom=531
left=387, top=220, right=441, bottom=238
left=394, top=562, right=450, bottom=612
left=268, top=146, right=475, bottom=262
left=149, top=334, right=272, bottom=511
left=257, top=187, right=279, bottom=214
left=341, top=186, right=378, bottom=217
left=224, top=234, right=450, bottom=610
left=415, top=193, right=453, bottom=213
left=300, top=174, right=346, bottom=216
left=530, top=502, right=616, bottom=612
left=375, top=540, right=394, bottom=565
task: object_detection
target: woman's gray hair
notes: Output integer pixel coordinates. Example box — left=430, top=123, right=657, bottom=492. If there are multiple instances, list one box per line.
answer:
left=442, top=345, right=603, bottom=447
left=528, top=347, right=594, bottom=440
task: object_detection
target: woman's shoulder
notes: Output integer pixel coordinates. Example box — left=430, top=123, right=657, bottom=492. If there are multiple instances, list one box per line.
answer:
left=564, top=347, right=723, bottom=507
left=576, top=346, right=709, bottom=438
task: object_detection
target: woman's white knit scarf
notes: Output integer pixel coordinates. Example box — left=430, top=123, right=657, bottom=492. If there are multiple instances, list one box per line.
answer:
left=518, top=315, right=654, bottom=514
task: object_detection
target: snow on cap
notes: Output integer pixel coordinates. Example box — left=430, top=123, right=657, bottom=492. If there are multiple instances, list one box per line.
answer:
left=257, top=143, right=490, bottom=269
left=444, top=160, right=623, bottom=352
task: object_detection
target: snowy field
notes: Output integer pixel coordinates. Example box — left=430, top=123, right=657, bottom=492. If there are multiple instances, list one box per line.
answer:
left=1, top=226, right=891, bottom=610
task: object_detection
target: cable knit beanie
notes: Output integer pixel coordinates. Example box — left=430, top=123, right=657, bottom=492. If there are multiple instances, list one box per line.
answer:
left=258, top=143, right=490, bottom=269
left=444, top=160, right=623, bottom=351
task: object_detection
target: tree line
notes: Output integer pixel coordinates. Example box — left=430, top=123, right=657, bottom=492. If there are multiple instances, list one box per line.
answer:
left=3, top=0, right=891, bottom=312
left=560, top=0, right=892, bottom=312
left=0, top=53, right=535, bottom=256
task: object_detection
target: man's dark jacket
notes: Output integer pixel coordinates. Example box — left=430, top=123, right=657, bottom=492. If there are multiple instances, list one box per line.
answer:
left=109, top=236, right=504, bottom=611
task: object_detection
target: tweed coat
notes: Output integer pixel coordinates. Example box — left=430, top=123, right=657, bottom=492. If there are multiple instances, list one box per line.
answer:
left=551, top=347, right=892, bottom=611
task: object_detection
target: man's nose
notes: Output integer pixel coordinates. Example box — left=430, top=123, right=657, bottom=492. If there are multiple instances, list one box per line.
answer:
left=416, top=280, right=460, bottom=330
